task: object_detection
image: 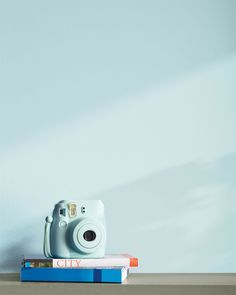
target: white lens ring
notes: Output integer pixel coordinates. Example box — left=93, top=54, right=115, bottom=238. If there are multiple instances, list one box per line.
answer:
left=77, top=224, right=101, bottom=248
left=72, top=219, right=105, bottom=254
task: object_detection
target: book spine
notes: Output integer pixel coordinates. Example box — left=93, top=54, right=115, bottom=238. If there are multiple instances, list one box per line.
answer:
left=24, top=257, right=138, bottom=268
left=20, top=267, right=127, bottom=283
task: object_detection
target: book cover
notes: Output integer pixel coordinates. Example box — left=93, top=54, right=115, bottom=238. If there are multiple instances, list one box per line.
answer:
left=20, top=267, right=128, bottom=283
left=23, top=254, right=138, bottom=268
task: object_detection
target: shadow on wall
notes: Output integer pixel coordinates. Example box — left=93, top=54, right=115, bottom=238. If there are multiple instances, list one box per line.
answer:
left=1, top=152, right=236, bottom=272
left=0, top=221, right=43, bottom=273
left=93, top=152, right=236, bottom=272
left=0, top=236, right=34, bottom=272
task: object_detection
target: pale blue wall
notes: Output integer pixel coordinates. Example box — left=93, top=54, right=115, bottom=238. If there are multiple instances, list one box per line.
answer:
left=0, top=0, right=236, bottom=272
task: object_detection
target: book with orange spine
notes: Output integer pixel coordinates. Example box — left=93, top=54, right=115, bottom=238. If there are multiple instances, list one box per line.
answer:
left=23, top=254, right=138, bottom=269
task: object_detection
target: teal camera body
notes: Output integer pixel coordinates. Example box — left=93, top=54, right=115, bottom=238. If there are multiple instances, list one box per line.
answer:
left=43, top=200, right=106, bottom=258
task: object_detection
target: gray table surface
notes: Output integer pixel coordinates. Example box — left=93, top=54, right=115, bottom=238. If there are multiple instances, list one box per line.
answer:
left=1, top=273, right=236, bottom=295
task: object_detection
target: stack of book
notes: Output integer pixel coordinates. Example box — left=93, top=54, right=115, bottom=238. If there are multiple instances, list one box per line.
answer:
left=20, top=254, right=138, bottom=283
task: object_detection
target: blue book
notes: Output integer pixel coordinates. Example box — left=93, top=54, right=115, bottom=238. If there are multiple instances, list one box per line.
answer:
left=20, top=267, right=128, bottom=283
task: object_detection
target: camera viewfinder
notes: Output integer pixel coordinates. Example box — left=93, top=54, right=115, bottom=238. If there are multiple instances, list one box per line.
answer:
left=59, top=208, right=66, bottom=216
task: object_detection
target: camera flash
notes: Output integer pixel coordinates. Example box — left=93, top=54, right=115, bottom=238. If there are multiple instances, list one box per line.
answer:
left=68, top=203, right=77, bottom=218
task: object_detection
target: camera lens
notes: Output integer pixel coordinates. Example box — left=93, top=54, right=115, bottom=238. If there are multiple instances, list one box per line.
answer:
left=83, top=230, right=96, bottom=242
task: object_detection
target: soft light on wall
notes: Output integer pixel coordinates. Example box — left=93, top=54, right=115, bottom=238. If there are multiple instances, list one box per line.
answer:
left=0, top=0, right=236, bottom=272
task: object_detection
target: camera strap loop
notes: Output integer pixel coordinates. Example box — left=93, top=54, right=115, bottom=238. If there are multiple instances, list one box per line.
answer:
left=43, top=216, right=53, bottom=258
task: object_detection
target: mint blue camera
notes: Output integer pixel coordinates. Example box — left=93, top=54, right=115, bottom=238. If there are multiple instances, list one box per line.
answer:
left=43, top=200, right=106, bottom=258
